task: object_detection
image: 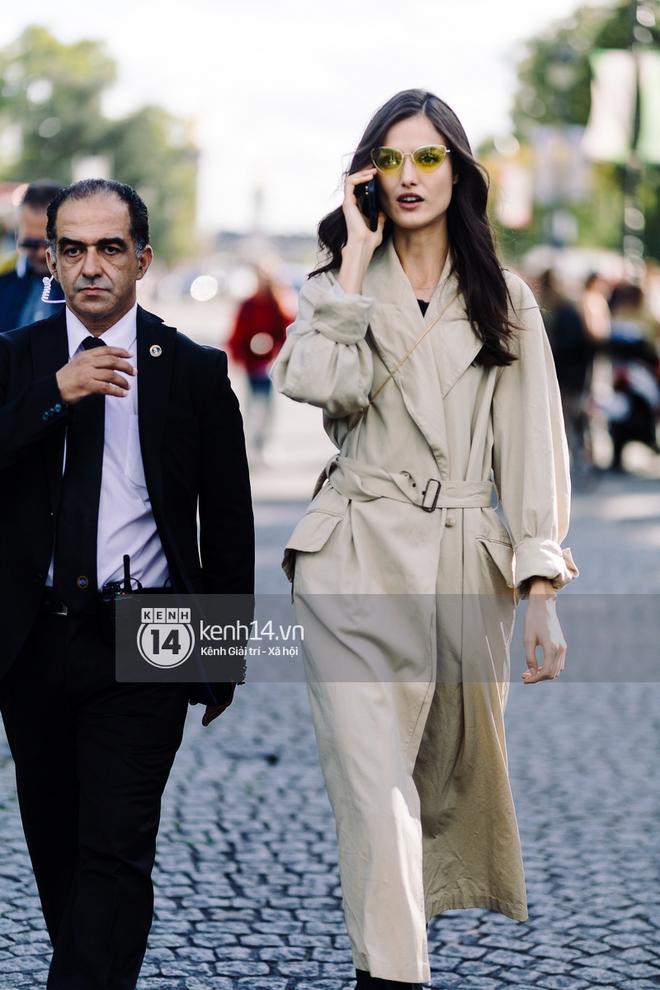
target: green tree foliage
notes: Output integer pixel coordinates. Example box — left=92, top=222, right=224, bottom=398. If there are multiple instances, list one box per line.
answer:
left=511, top=1, right=660, bottom=258
left=104, top=107, right=198, bottom=265
left=0, top=26, right=198, bottom=262
left=513, top=3, right=660, bottom=130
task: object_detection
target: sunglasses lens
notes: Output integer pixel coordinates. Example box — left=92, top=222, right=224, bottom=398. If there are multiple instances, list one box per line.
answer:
left=412, top=146, right=447, bottom=171
left=372, top=147, right=403, bottom=173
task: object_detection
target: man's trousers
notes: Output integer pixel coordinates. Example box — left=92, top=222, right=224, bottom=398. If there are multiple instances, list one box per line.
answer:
left=0, top=603, right=189, bottom=990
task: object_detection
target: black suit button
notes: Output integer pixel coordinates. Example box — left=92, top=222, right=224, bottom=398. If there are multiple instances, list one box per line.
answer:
left=54, top=403, right=62, bottom=413
left=42, top=412, right=49, bottom=420
left=34, top=572, right=44, bottom=583
left=76, top=576, right=89, bottom=589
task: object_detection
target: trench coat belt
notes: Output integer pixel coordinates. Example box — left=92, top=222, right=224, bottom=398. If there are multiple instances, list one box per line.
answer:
left=326, top=455, right=496, bottom=510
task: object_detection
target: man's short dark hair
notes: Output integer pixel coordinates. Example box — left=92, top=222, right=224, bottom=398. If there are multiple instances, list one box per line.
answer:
left=46, top=179, right=150, bottom=258
left=22, top=180, right=62, bottom=212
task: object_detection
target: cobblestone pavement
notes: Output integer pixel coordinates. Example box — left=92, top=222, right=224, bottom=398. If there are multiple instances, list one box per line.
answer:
left=0, top=476, right=660, bottom=989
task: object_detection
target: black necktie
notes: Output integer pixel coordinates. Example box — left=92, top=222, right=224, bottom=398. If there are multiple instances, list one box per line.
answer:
left=53, top=336, right=107, bottom=611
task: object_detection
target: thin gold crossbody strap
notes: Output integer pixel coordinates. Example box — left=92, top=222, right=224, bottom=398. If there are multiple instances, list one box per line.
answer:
left=347, top=292, right=459, bottom=436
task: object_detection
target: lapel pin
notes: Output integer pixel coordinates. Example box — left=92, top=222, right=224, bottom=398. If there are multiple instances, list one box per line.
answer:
left=149, top=345, right=163, bottom=358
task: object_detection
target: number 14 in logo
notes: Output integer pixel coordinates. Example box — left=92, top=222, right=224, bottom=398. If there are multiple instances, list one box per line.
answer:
left=137, top=620, right=195, bottom=668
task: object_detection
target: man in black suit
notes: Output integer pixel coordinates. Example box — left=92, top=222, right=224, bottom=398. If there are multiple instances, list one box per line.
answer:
left=0, top=179, right=65, bottom=332
left=0, top=179, right=254, bottom=989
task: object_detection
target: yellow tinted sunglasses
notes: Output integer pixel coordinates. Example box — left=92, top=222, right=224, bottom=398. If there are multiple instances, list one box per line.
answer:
left=371, top=145, right=450, bottom=174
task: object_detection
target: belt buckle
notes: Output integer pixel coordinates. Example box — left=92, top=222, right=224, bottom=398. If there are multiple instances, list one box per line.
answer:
left=421, top=479, right=441, bottom=512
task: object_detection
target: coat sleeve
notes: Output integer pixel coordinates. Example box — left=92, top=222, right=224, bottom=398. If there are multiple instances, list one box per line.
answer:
left=492, top=274, right=578, bottom=591
left=271, top=274, right=375, bottom=418
left=0, top=333, right=69, bottom=473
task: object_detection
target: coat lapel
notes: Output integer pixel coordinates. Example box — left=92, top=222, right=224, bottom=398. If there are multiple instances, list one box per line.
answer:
left=30, top=307, right=69, bottom=381
left=136, top=306, right=176, bottom=503
left=363, top=240, right=482, bottom=475
left=364, top=239, right=482, bottom=397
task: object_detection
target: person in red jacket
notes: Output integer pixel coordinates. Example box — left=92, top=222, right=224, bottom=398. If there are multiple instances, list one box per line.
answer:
left=228, top=269, right=288, bottom=458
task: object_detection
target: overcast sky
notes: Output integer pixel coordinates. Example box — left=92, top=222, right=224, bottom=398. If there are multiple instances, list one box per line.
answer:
left=0, top=0, right=611, bottom=235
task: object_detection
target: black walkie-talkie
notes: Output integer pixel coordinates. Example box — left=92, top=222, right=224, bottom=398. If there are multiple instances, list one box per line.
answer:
left=122, top=554, right=132, bottom=594
left=100, top=555, right=142, bottom=643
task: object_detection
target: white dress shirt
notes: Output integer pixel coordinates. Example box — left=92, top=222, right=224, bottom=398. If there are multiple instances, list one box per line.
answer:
left=47, top=303, right=169, bottom=589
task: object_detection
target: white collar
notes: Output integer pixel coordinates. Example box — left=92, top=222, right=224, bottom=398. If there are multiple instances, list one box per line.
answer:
left=65, top=302, right=138, bottom=358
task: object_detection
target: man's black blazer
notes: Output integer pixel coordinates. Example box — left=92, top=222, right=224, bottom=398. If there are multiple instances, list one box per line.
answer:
left=0, top=305, right=254, bottom=701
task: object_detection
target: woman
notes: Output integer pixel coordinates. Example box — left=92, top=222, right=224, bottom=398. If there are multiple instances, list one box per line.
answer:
left=272, top=89, right=577, bottom=989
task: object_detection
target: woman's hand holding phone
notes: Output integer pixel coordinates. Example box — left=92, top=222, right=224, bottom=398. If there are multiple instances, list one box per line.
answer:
left=338, top=167, right=386, bottom=295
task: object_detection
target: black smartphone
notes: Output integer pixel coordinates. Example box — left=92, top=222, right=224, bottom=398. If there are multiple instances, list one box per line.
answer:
left=358, top=178, right=379, bottom=232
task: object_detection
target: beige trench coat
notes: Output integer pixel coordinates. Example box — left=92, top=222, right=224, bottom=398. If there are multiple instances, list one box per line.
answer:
left=272, top=240, right=577, bottom=982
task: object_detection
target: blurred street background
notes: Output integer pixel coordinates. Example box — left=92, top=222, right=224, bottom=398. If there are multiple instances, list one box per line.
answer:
left=2, top=1, right=660, bottom=988
left=2, top=0, right=660, bottom=491
left=3, top=0, right=660, bottom=493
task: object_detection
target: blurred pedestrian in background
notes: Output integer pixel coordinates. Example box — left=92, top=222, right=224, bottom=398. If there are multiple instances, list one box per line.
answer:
left=538, top=268, right=595, bottom=474
left=581, top=272, right=611, bottom=343
left=228, top=267, right=288, bottom=460
left=604, top=281, right=660, bottom=470
left=0, top=180, right=64, bottom=332
left=643, top=259, right=660, bottom=324
left=609, top=281, right=659, bottom=344
left=274, top=89, right=576, bottom=990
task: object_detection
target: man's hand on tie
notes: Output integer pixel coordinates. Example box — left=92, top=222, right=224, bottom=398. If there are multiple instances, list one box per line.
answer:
left=56, top=347, right=136, bottom=404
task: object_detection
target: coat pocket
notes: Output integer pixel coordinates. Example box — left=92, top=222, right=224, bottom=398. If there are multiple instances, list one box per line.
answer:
left=282, top=487, right=348, bottom=582
left=476, top=536, right=516, bottom=591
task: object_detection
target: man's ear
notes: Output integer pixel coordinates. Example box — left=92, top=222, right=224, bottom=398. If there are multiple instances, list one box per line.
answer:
left=46, top=247, right=59, bottom=282
left=136, top=244, right=154, bottom=281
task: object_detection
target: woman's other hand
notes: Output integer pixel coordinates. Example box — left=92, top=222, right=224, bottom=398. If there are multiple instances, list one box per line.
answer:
left=521, top=578, right=567, bottom=683
left=338, top=167, right=386, bottom=295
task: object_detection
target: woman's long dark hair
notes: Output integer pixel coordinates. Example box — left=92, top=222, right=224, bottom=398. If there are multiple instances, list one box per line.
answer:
left=315, top=89, right=517, bottom=367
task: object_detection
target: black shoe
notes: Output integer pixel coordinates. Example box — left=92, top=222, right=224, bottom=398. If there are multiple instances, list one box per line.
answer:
left=355, top=972, right=422, bottom=990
